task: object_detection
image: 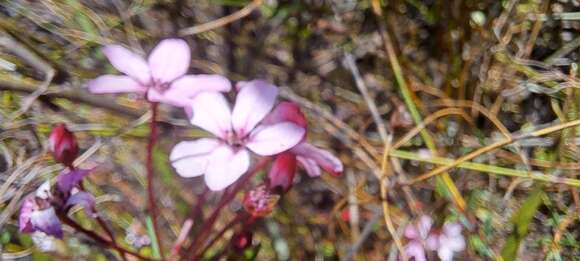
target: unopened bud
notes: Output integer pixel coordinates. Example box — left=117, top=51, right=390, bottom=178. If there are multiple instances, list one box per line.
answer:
left=48, top=123, right=78, bottom=167
left=231, top=231, right=253, bottom=251
left=267, top=152, right=297, bottom=193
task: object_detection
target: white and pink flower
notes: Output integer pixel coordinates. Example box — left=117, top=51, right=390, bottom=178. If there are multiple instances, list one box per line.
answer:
left=88, top=39, right=231, bottom=107
left=170, top=80, right=306, bottom=191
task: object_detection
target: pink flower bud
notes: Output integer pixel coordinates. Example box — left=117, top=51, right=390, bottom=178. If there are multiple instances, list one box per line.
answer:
left=268, top=152, right=297, bottom=193
left=231, top=231, right=253, bottom=251
left=243, top=186, right=280, bottom=217
left=48, top=123, right=78, bottom=167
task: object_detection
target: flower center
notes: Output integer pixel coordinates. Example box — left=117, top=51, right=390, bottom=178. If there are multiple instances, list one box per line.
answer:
left=224, top=131, right=247, bottom=150
left=150, top=79, right=171, bottom=93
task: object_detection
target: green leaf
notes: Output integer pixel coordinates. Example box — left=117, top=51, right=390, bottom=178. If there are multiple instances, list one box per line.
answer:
left=145, top=216, right=161, bottom=260
left=500, top=186, right=545, bottom=261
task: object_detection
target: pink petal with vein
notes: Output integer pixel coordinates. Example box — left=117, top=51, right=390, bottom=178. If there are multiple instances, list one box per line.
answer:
left=204, top=145, right=250, bottom=191
left=88, top=75, right=145, bottom=94
left=148, top=39, right=190, bottom=83
left=246, top=122, right=305, bottom=156
left=231, top=80, right=278, bottom=136
left=102, top=45, right=150, bottom=83
left=170, top=138, right=221, bottom=178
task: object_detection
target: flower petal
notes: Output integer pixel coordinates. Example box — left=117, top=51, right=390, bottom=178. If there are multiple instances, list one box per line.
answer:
left=149, top=74, right=232, bottom=107
left=231, top=80, right=278, bottom=136
left=291, top=143, right=343, bottom=176
left=443, top=222, right=463, bottom=236
left=30, top=208, right=63, bottom=238
left=404, top=241, right=427, bottom=261
left=189, top=92, right=232, bottom=138
left=262, top=102, right=307, bottom=128
left=57, top=168, right=91, bottom=194
left=418, top=215, right=433, bottom=239
left=437, top=247, right=454, bottom=261
left=296, top=156, right=321, bottom=177
left=88, top=75, right=145, bottom=94
left=268, top=152, right=297, bottom=192
left=19, top=196, right=36, bottom=233
left=204, top=145, right=250, bottom=191
left=148, top=38, right=190, bottom=83
left=170, top=138, right=221, bottom=178
left=246, top=122, right=305, bottom=156
left=36, top=181, right=52, bottom=200
left=65, top=191, right=96, bottom=216
left=102, top=45, right=150, bottom=83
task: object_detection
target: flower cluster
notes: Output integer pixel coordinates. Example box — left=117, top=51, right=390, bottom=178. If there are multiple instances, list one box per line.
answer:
left=20, top=125, right=96, bottom=239
left=87, top=38, right=343, bottom=192
left=20, top=38, right=344, bottom=256
left=402, top=216, right=465, bottom=261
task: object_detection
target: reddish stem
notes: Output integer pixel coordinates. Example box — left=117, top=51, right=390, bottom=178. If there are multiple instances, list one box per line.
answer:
left=60, top=215, right=151, bottom=260
left=70, top=166, right=127, bottom=260
left=185, top=158, right=270, bottom=260
left=147, top=102, right=164, bottom=258
left=194, top=212, right=246, bottom=259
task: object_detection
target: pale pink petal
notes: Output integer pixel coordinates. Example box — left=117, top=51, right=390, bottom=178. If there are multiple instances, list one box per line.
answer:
left=262, top=102, right=307, bottom=128
left=170, top=138, right=221, bottom=178
left=102, top=45, right=150, bottom=83
left=245, top=122, right=305, bottom=156
left=204, top=145, right=250, bottom=191
left=150, top=74, right=232, bottom=107
left=291, top=143, right=343, bottom=176
left=36, top=181, right=52, bottom=199
left=19, top=196, right=36, bottom=233
left=231, top=80, right=278, bottom=136
left=189, top=92, right=232, bottom=138
left=443, top=222, right=463, bottom=236
left=148, top=39, right=190, bottom=83
left=88, top=75, right=145, bottom=94
left=418, top=215, right=433, bottom=238
left=296, top=156, right=321, bottom=177
left=404, top=224, right=420, bottom=240
left=426, top=234, right=439, bottom=250
left=447, top=235, right=466, bottom=251
left=404, top=241, right=427, bottom=261
left=437, top=247, right=454, bottom=261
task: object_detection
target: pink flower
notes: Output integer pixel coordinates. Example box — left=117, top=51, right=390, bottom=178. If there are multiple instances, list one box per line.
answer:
left=19, top=182, right=63, bottom=238
left=431, top=222, right=465, bottom=261
left=170, top=80, right=306, bottom=191
left=402, top=215, right=437, bottom=261
left=264, top=102, right=343, bottom=192
left=88, top=39, right=231, bottom=107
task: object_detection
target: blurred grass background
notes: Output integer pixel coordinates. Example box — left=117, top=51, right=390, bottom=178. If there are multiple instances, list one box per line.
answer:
left=0, top=0, right=579, bottom=260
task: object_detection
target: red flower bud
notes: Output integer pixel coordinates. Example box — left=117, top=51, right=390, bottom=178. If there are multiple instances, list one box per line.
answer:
left=48, top=123, right=78, bottom=167
left=243, top=185, right=279, bottom=217
left=268, top=152, right=297, bottom=193
left=231, top=231, right=253, bottom=251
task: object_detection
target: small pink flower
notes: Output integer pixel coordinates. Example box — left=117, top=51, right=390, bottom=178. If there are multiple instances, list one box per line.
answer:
left=170, top=80, right=306, bottom=190
left=19, top=182, right=63, bottom=238
left=88, top=39, right=231, bottom=107
left=402, top=215, right=436, bottom=261
left=432, top=222, right=465, bottom=261
left=48, top=123, right=78, bottom=168
left=264, top=102, right=343, bottom=192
